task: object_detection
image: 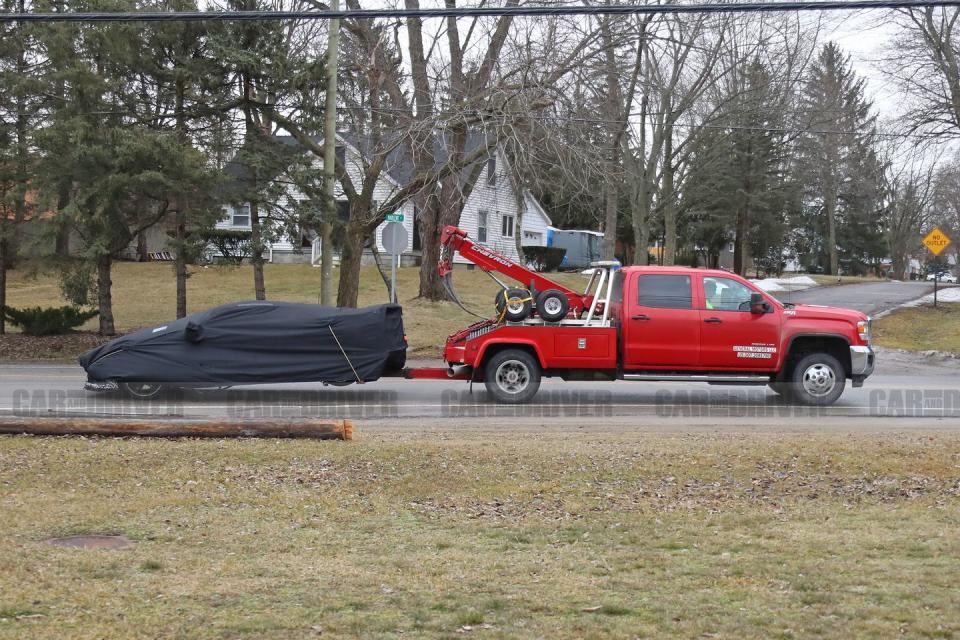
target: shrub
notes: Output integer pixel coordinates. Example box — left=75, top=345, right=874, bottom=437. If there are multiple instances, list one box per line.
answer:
left=523, top=246, right=566, bottom=272
left=2, top=306, right=99, bottom=335
left=200, top=229, right=252, bottom=265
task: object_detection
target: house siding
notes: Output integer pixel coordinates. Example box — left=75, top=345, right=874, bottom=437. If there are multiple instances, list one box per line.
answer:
left=218, top=137, right=548, bottom=266
left=218, top=139, right=415, bottom=261
left=452, top=152, right=550, bottom=264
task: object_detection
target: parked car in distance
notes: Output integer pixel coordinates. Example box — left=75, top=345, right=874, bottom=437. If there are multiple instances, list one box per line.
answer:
left=926, top=271, right=958, bottom=283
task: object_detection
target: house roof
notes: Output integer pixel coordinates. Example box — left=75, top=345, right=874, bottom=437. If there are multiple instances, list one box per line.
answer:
left=223, top=129, right=497, bottom=192
left=523, top=189, right=552, bottom=227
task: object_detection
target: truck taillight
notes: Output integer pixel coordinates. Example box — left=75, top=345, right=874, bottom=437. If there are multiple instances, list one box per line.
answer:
left=857, top=319, right=871, bottom=344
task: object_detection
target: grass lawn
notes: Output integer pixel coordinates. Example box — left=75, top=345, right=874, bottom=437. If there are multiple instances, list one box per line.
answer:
left=805, top=274, right=888, bottom=286
left=874, top=302, right=960, bottom=353
left=0, top=430, right=958, bottom=638
left=3, top=263, right=586, bottom=358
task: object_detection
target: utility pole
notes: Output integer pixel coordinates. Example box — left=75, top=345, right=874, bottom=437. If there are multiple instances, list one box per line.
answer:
left=320, top=0, right=340, bottom=306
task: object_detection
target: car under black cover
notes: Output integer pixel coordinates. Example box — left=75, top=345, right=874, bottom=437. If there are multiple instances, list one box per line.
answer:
left=80, top=301, right=406, bottom=396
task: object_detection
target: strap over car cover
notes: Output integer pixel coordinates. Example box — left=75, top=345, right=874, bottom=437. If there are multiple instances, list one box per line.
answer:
left=79, top=301, right=406, bottom=385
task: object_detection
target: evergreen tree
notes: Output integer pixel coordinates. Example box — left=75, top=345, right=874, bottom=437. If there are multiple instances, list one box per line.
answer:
left=794, top=43, right=882, bottom=275
left=681, top=60, right=796, bottom=275
left=35, top=0, right=215, bottom=335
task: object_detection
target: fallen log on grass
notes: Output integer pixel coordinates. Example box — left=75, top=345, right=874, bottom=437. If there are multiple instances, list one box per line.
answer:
left=0, top=417, right=353, bottom=440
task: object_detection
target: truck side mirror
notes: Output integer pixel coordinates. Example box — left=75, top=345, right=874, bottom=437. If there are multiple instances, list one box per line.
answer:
left=750, top=292, right=767, bottom=314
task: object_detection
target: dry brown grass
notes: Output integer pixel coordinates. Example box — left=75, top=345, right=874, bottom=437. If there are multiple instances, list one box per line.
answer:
left=3, top=263, right=586, bottom=358
left=0, top=429, right=958, bottom=639
left=874, top=302, right=960, bottom=353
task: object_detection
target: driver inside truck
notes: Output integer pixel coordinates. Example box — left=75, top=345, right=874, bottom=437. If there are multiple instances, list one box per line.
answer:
left=704, top=279, right=721, bottom=310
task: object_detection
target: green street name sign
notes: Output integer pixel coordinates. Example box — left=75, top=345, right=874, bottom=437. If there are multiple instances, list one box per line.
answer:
left=385, top=213, right=404, bottom=222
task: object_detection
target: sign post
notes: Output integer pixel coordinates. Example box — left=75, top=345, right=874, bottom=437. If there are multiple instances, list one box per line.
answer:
left=381, top=221, right=409, bottom=304
left=922, top=227, right=952, bottom=308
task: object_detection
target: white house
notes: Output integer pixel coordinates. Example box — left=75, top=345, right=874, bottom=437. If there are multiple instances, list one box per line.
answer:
left=219, top=132, right=551, bottom=266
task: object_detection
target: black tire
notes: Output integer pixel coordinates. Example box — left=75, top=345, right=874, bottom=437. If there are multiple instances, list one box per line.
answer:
left=484, top=348, right=542, bottom=404
left=494, top=288, right=533, bottom=322
left=119, top=382, right=165, bottom=400
left=789, top=353, right=846, bottom=406
left=536, top=289, right=570, bottom=322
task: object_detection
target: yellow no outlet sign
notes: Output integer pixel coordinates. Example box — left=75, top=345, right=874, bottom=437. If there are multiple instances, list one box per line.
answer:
left=923, top=227, right=951, bottom=256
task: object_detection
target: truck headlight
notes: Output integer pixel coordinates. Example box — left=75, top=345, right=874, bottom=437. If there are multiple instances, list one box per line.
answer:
left=857, top=319, right=871, bottom=344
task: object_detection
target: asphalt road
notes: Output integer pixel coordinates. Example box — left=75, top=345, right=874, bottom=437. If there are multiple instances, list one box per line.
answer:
left=3, top=361, right=960, bottom=423
left=773, top=280, right=935, bottom=315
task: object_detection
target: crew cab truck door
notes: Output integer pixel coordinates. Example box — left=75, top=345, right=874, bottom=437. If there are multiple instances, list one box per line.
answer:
left=698, top=275, right=780, bottom=369
left=623, top=273, right=700, bottom=368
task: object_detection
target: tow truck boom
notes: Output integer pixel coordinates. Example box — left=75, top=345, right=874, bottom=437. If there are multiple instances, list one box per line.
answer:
left=438, top=225, right=592, bottom=316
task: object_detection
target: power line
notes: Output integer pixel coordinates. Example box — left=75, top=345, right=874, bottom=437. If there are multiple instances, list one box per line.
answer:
left=2, top=0, right=960, bottom=23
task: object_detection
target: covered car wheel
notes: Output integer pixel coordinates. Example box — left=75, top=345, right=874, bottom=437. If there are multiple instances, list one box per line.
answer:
left=494, top=288, right=533, bottom=322
left=120, top=382, right=165, bottom=400
left=484, top=349, right=541, bottom=404
left=536, top=289, right=569, bottom=322
left=790, top=353, right=845, bottom=406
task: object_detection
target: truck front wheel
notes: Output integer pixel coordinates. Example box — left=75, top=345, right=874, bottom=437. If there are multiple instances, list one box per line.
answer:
left=790, top=353, right=846, bottom=406
left=484, top=349, right=542, bottom=404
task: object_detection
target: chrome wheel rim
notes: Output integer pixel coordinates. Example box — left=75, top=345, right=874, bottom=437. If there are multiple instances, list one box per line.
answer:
left=495, top=360, right=530, bottom=395
left=506, top=298, right=526, bottom=314
left=801, top=364, right=836, bottom=397
left=542, top=296, right=564, bottom=316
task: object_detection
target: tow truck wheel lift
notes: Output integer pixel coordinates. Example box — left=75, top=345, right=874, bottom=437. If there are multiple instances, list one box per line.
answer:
left=402, top=225, right=620, bottom=387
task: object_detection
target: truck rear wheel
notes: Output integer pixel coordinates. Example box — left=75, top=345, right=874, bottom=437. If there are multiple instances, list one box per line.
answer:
left=484, top=349, right=541, bottom=404
left=790, top=353, right=845, bottom=406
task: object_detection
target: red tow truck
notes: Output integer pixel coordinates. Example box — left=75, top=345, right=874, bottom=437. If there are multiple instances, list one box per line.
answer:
left=413, top=225, right=875, bottom=406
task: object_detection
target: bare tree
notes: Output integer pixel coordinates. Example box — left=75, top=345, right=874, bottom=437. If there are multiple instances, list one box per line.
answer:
left=886, top=7, right=960, bottom=139
left=883, top=162, right=935, bottom=280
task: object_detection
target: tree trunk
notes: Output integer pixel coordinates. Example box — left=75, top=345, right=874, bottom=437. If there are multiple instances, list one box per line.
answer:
left=0, top=237, right=6, bottom=335
left=97, top=254, right=116, bottom=336
left=661, top=134, right=677, bottom=265
left=175, top=212, right=187, bottom=318
left=416, top=194, right=443, bottom=300
left=136, top=231, right=148, bottom=262
left=825, top=194, right=838, bottom=275
left=733, top=199, right=749, bottom=276
left=336, top=223, right=366, bottom=307
left=250, top=201, right=266, bottom=300
left=603, top=184, right=618, bottom=260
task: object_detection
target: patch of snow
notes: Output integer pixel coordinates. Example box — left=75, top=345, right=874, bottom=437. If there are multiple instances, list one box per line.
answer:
left=900, top=286, right=960, bottom=307
left=750, top=276, right=819, bottom=293
left=751, top=279, right=785, bottom=292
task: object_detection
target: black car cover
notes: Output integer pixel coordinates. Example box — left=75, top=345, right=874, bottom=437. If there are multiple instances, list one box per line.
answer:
left=79, top=301, right=406, bottom=385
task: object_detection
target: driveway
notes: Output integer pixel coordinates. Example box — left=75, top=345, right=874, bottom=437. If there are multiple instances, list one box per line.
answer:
left=772, top=281, right=935, bottom=316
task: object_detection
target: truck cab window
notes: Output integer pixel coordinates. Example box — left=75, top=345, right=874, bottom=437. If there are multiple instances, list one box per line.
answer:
left=637, top=275, right=692, bottom=309
left=703, top=277, right=754, bottom=311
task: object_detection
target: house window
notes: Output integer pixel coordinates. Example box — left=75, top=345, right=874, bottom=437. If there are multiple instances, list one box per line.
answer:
left=501, top=213, right=515, bottom=238
left=486, top=156, right=496, bottom=186
left=477, top=210, right=489, bottom=243
left=232, top=205, right=250, bottom=227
